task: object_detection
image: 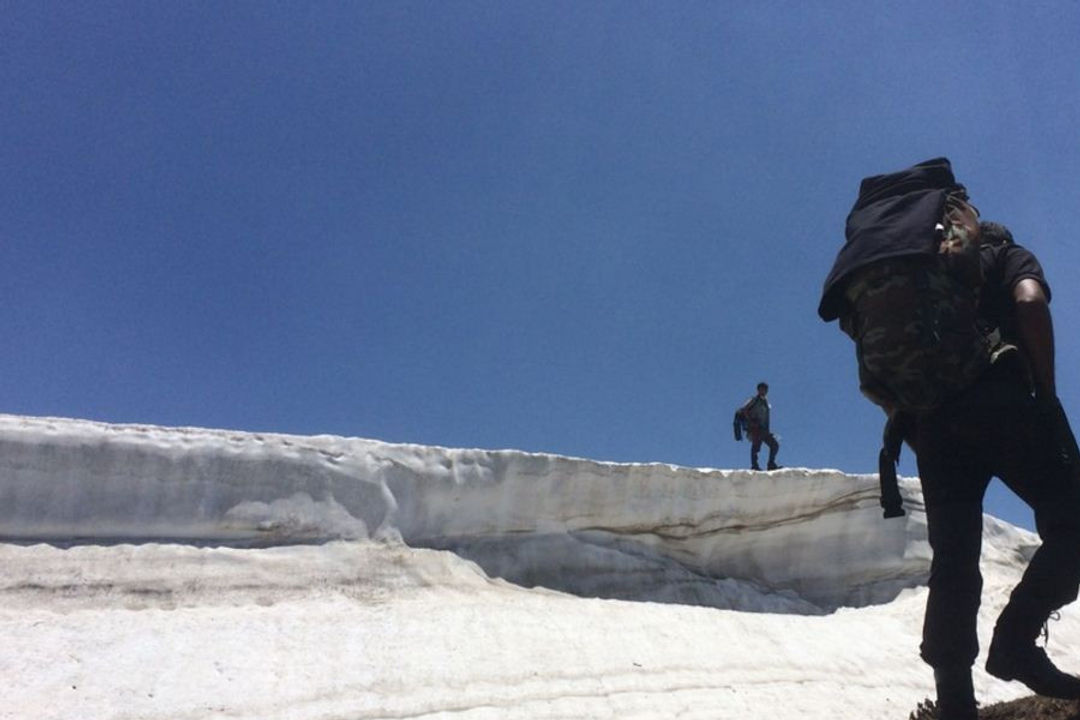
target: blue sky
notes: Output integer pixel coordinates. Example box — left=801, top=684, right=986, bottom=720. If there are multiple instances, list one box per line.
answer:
left=3, top=1, right=1079, bottom=530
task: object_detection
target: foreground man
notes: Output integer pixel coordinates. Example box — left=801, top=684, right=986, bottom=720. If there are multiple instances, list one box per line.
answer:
left=920, top=221, right=1080, bottom=718
left=818, top=159, right=1080, bottom=720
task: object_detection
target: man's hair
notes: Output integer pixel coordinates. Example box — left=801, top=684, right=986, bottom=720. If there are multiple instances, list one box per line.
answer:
left=979, top=221, right=1014, bottom=247
left=757, top=382, right=769, bottom=391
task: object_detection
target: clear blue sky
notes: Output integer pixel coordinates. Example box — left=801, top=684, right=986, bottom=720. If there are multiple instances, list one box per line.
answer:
left=3, top=2, right=1079, bottom=530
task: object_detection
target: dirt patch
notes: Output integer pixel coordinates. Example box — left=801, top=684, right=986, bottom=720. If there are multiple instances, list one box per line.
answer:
left=910, top=696, right=1080, bottom=719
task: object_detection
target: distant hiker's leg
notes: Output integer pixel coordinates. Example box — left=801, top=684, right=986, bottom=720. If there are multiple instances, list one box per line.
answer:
left=749, top=429, right=762, bottom=470
left=920, top=499, right=985, bottom=669
left=766, top=434, right=780, bottom=469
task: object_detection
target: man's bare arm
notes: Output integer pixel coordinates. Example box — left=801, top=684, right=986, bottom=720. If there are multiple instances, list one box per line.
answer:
left=1013, top=277, right=1056, bottom=398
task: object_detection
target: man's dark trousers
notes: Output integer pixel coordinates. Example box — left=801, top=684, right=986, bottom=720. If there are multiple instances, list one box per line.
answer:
left=912, top=365, right=1080, bottom=669
left=749, top=427, right=779, bottom=470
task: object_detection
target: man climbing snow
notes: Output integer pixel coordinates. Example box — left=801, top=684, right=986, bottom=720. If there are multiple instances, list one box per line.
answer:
left=818, top=157, right=1080, bottom=720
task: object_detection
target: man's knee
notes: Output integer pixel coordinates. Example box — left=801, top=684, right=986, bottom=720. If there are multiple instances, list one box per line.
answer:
left=1033, top=488, right=1080, bottom=544
left=1022, top=506, right=1080, bottom=609
left=927, top=502, right=984, bottom=551
left=929, top=559, right=983, bottom=596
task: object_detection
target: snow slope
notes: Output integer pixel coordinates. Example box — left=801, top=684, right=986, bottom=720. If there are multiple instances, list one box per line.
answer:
left=0, top=414, right=1074, bottom=720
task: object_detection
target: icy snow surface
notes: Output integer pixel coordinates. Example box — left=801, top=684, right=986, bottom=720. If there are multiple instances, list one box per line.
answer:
left=1, top=414, right=1076, bottom=720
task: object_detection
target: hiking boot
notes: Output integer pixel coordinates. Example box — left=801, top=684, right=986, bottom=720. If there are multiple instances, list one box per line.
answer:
left=751, top=462, right=761, bottom=471
left=986, top=643, right=1080, bottom=699
left=987, top=599, right=1080, bottom=699
left=767, top=462, right=782, bottom=470
left=933, top=666, right=978, bottom=720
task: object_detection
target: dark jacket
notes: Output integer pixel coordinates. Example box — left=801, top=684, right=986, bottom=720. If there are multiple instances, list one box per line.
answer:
left=739, top=395, right=770, bottom=431
left=818, top=157, right=966, bottom=322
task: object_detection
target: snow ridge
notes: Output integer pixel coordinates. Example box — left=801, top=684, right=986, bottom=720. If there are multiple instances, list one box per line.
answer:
left=0, top=414, right=1057, bottom=720
left=0, top=414, right=941, bottom=611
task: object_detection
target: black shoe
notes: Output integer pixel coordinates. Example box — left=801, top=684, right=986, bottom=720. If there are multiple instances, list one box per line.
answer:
left=751, top=464, right=761, bottom=471
left=767, top=462, right=782, bottom=470
left=934, top=698, right=978, bottom=720
left=986, top=644, right=1080, bottom=699
left=933, top=666, right=978, bottom=720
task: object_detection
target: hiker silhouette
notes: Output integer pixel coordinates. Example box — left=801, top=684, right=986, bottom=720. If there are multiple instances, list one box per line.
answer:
left=820, top=158, right=1080, bottom=719
left=734, top=382, right=781, bottom=471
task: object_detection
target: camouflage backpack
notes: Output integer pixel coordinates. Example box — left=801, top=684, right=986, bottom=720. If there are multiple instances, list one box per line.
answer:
left=839, top=191, right=990, bottom=414
left=819, top=159, right=995, bottom=518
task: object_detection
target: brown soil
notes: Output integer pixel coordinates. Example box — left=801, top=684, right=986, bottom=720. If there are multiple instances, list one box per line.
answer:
left=910, top=696, right=1080, bottom=719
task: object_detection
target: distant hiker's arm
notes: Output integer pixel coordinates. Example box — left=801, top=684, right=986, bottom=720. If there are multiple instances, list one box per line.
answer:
left=1013, top=278, right=1056, bottom=398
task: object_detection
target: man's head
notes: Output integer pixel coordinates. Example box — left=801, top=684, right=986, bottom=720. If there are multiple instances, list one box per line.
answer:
left=979, top=221, right=1014, bottom=247
left=757, top=382, right=769, bottom=396
left=944, top=192, right=981, bottom=245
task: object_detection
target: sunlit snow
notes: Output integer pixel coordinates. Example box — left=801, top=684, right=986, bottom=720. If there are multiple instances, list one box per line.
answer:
left=1, top=414, right=1075, bottom=719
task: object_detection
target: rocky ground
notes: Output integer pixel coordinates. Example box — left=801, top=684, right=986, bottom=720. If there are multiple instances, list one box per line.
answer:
left=910, top=697, right=1080, bottom=719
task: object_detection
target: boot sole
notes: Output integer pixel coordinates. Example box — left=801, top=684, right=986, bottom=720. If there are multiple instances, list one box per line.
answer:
left=986, top=659, right=1080, bottom=700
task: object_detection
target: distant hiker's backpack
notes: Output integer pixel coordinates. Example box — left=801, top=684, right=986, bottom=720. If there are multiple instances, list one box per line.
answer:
left=733, top=394, right=767, bottom=442
left=819, top=158, right=991, bottom=415
left=733, top=410, right=748, bottom=441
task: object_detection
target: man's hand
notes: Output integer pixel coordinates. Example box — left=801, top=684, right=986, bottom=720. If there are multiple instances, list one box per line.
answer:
left=1037, top=395, right=1080, bottom=477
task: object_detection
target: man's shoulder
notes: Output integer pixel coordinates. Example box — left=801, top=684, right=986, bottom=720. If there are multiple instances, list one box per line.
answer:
left=984, top=240, right=1048, bottom=266
left=981, top=241, right=1040, bottom=263
left=741, top=395, right=763, bottom=410
left=981, top=242, right=1049, bottom=297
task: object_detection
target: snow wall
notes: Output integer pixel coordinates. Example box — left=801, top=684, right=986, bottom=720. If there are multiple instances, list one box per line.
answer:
left=0, top=414, right=933, bottom=612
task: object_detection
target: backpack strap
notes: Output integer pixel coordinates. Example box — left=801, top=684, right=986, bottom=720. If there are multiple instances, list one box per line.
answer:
left=740, top=395, right=761, bottom=412
left=878, top=413, right=909, bottom=519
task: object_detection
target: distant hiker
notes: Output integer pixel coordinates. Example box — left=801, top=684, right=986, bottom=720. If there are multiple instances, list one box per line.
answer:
left=734, top=383, right=780, bottom=471
left=819, top=157, right=1080, bottom=720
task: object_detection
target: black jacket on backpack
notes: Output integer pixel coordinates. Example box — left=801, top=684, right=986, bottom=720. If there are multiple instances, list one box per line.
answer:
left=819, top=157, right=971, bottom=518
left=818, top=157, right=967, bottom=322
